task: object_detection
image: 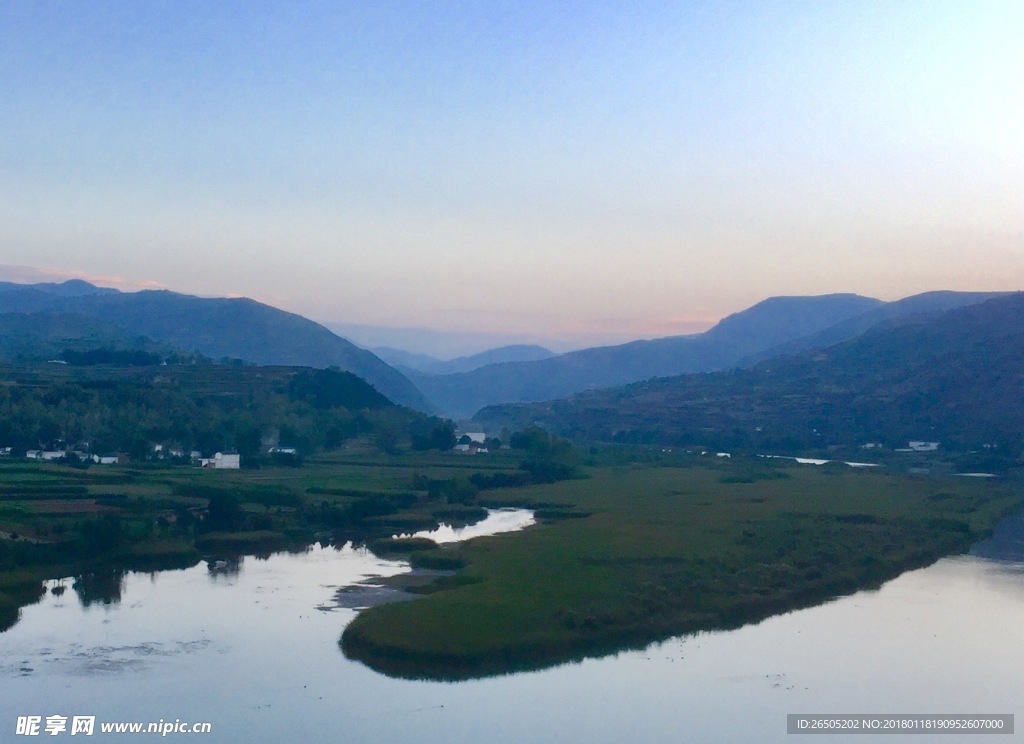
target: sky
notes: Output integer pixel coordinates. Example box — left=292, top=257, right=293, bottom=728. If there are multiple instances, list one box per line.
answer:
left=2, top=1, right=1022, bottom=356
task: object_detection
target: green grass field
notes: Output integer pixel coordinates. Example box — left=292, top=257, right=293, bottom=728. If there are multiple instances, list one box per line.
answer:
left=3, top=452, right=1021, bottom=680
left=341, top=460, right=1024, bottom=679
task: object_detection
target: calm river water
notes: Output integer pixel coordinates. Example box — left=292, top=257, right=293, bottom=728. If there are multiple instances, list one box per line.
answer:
left=2, top=508, right=1022, bottom=743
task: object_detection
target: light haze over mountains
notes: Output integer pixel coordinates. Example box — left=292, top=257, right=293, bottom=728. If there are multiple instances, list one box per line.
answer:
left=0, top=279, right=1010, bottom=426
left=373, top=345, right=556, bottom=376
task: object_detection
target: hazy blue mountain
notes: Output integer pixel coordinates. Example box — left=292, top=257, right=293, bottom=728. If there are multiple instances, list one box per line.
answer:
left=476, top=293, right=1024, bottom=455
left=326, top=321, right=562, bottom=359
left=371, top=348, right=442, bottom=372
left=410, top=294, right=883, bottom=417
left=0, top=282, right=431, bottom=411
left=0, top=279, right=119, bottom=297
left=739, top=290, right=1009, bottom=365
left=374, top=344, right=555, bottom=375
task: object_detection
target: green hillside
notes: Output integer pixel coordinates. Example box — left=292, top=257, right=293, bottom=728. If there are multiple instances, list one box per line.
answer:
left=0, top=282, right=432, bottom=411
left=0, top=362, right=437, bottom=460
left=476, top=293, right=1024, bottom=459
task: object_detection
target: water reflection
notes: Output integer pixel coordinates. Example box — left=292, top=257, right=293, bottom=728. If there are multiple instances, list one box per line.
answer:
left=1, top=508, right=1022, bottom=744
left=399, top=507, right=536, bottom=544
left=73, top=570, right=127, bottom=608
left=205, top=557, right=243, bottom=579
left=759, top=454, right=880, bottom=467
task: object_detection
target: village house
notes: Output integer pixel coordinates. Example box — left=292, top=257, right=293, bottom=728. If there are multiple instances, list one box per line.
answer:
left=454, top=442, right=489, bottom=454
left=26, top=450, right=66, bottom=461
left=197, top=452, right=240, bottom=469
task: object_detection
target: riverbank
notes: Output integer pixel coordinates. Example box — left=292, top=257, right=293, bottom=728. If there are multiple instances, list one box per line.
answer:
left=341, top=461, right=1024, bottom=679
left=0, top=450, right=559, bottom=631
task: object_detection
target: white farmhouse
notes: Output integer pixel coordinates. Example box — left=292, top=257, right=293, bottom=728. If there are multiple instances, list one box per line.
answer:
left=215, top=453, right=240, bottom=469
left=199, top=452, right=241, bottom=469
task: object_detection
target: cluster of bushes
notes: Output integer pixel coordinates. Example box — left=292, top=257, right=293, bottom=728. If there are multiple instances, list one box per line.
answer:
left=310, top=491, right=420, bottom=530
left=173, top=483, right=302, bottom=510
left=509, top=427, right=583, bottom=482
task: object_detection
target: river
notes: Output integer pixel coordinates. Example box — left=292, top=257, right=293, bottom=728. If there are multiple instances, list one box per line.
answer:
left=2, top=509, right=1022, bottom=742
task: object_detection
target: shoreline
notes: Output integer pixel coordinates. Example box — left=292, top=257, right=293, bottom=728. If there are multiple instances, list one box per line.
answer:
left=340, top=465, right=1024, bottom=680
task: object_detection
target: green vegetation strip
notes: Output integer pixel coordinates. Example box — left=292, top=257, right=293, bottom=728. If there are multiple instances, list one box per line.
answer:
left=341, top=463, right=1024, bottom=680
left=0, top=448, right=569, bottom=630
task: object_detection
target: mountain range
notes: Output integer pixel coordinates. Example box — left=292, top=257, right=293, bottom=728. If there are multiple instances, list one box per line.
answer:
left=407, top=291, right=1005, bottom=417
left=0, top=280, right=1011, bottom=435
left=474, top=293, right=1024, bottom=455
left=373, top=344, right=555, bottom=375
left=0, top=281, right=431, bottom=411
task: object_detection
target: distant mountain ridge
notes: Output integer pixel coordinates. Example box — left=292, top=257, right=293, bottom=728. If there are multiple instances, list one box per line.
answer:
left=0, top=279, right=119, bottom=298
left=0, top=281, right=432, bottom=411
left=374, top=344, right=555, bottom=375
left=476, top=293, right=1024, bottom=453
left=409, top=294, right=884, bottom=417
left=739, top=290, right=1008, bottom=366
left=2, top=280, right=1008, bottom=425
left=409, top=291, right=1008, bottom=418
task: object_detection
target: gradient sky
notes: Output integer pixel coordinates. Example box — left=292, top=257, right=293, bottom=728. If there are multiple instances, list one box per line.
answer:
left=2, top=1, right=1022, bottom=353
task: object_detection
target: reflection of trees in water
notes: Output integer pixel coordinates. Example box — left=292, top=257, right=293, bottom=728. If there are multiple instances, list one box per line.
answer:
left=206, top=557, right=243, bottom=578
left=74, top=571, right=127, bottom=608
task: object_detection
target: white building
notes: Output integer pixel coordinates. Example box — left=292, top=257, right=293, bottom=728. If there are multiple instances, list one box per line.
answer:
left=23, top=450, right=61, bottom=460
left=214, top=453, right=240, bottom=469
left=198, top=452, right=241, bottom=469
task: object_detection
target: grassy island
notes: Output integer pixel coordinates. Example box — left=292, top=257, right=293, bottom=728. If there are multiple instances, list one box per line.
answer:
left=341, top=462, right=1023, bottom=679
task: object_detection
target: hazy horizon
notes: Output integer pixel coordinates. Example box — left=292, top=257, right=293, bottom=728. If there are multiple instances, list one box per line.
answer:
left=2, top=2, right=1022, bottom=347
left=0, top=267, right=717, bottom=356
left=2, top=269, right=1018, bottom=359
